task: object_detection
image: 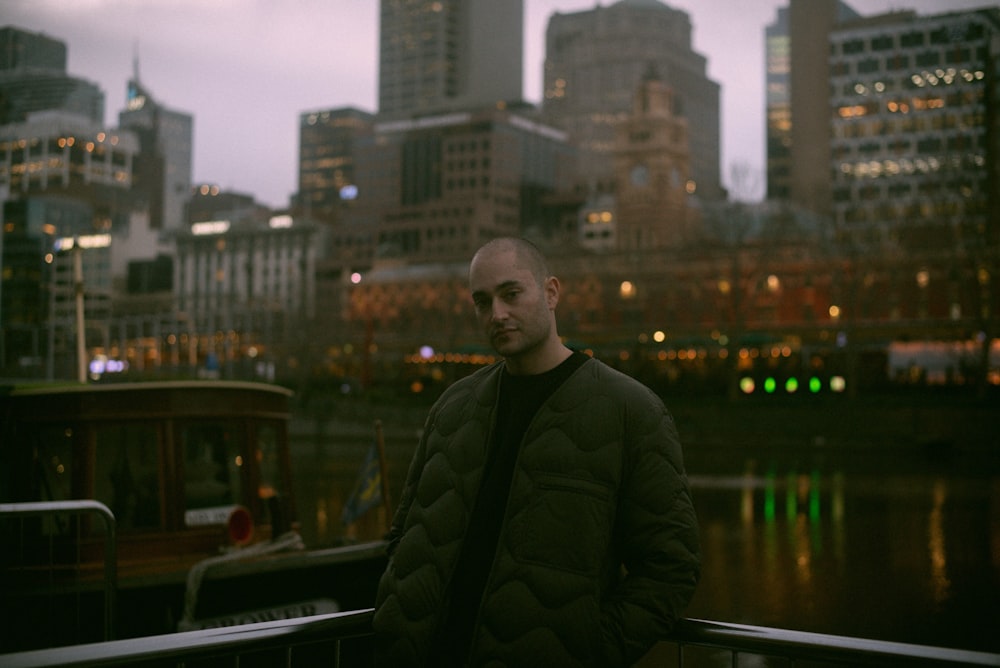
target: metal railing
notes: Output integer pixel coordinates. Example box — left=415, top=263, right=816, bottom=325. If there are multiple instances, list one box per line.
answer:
left=1, top=608, right=998, bottom=668
left=0, top=500, right=118, bottom=642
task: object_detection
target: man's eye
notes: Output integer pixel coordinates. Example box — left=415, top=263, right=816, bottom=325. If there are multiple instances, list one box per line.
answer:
left=502, top=290, right=520, bottom=301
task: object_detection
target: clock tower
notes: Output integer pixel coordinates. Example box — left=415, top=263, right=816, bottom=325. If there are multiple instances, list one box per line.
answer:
left=613, top=64, right=694, bottom=251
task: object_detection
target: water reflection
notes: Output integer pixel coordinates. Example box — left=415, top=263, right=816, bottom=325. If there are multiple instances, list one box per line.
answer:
left=685, top=454, right=998, bottom=653
left=928, top=479, right=950, bottom=605
left=291, top=434, right=999, bottom=653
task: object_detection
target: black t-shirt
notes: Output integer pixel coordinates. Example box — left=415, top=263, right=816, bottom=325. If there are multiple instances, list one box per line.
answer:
left=427, top=351, right=589, bottom=666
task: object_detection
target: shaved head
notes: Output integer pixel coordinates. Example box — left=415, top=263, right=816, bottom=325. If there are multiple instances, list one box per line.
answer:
left=471, top=237, right=550, bottom=286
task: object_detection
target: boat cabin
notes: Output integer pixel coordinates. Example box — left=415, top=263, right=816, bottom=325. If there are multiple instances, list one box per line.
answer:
left=0, top=380, right=297, bottom=562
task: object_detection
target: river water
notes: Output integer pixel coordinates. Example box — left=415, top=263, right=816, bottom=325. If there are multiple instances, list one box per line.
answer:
left=290, top=419, right=999, bottom=655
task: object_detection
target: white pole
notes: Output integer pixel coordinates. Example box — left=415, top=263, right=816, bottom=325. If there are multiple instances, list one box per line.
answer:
left=74, top=241, right=86, bottom=383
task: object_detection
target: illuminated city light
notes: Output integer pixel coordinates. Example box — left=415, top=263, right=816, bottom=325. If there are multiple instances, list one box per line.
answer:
left=764, top=377, right=777, bottom=394
left=54, top=234, right=111, bottom=251
left=785, top=377, right=799, bottom=393
left=830, top=376, right=847, bottom=393
left=191, top=220, right=230, bottom=235
left=740, top=377, right=756, bottom=394
left=351, top=272, right=362, bottom=284
left=809, top=377, right=822, bottom=394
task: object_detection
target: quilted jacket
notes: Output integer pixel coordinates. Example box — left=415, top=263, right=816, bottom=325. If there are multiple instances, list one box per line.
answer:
left=372, top=357, right=700, bottom=667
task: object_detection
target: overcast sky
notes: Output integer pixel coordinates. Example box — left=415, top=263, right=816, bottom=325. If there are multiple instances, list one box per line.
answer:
left=3, top=0, right=994, bottom=207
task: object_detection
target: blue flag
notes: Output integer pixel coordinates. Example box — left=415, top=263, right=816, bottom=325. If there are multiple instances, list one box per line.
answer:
left=341, top=441, right=382, bottom=525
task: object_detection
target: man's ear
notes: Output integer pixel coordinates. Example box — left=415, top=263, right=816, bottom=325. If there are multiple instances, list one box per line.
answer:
left=545, top=276, right=560, bottom=309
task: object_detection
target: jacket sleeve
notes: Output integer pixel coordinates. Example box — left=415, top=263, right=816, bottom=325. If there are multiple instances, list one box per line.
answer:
left=600, top=399, right=700, bottom=666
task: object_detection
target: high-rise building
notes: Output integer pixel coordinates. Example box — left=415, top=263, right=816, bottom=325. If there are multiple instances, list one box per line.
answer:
left=0, top=26, right=104, bottom=125
left=765, top=7, right=792, bottom=201
left=541, top=0, right=722, bottom=200
left=0, top=109, right=138, bottom=196
left=0, top=25, right=65, bottom=71
left=118, top=63, right=193, bottom=231
left=365, top=107, right=575, bottom=265
left=297, top=107, right=374, bottom=222
left=828, top=7, right=1000, bottom=256
left=0, top=195, right=114, bottom=378
left=377, top=0, right=524, bottom=119
left=782, top=0, right=862, bottom=212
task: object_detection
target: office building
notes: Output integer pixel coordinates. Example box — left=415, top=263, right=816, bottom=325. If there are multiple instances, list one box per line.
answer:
left=828, top=7, right=1000, bottom=254
left=0, top=110, right=140, bottom=376
left=0, top=109, right=138, bottom=196
left=118, top=64, right=193, bottom=231
left=0, top=25, right=66, bottom=71
left=541, top=0, right=722, bottom=200
left=366, top=107, right=575, bottom=265
left=297, top=107, right=374, bottom=222
left=765, top=7, right=792, bottom=201
left=378, top=0, right=523, bottom=119
left=0, top=26, right=104, bottom=125
left=173, top=212, right=319, bottom=352
left=0, top=196, right=113, bottom=378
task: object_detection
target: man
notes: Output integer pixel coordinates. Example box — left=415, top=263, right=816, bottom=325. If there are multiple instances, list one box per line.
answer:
left=373, top=237, right=700, bottom=667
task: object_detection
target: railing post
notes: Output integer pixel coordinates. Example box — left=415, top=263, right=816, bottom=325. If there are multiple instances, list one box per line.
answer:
left=0, top=500, right=118, bottom=641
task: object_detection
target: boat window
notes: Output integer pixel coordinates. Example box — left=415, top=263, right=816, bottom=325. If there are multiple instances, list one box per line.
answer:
left=180, top=421, right=246, bottom=526
left=256, top=422, right=284, bottom=502
left=255, top=421, right=288, bottom=530
left=92, top=423, right=161, bottom=530
left=32, top=425, right=75, bottom=504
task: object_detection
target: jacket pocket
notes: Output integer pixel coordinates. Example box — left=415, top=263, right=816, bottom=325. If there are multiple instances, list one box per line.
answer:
left=508, top=472, right=613, bottom=576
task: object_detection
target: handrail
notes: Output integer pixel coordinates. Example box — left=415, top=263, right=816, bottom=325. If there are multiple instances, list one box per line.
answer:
left=1, top=609, right=998, bottom=668
left=674, top=618, right=1000, bottom=666
left=0, top=500, right=118, bottom=642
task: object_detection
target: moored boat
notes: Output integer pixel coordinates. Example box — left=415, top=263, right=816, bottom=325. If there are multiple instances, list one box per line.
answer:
left=0, top=380, right=387, bottom=652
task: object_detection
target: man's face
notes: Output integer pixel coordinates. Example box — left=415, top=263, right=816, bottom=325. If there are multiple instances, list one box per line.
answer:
left=469, top=246, right=556, bottom=362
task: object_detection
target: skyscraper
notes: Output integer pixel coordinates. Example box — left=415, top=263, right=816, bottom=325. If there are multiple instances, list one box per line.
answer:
left=828, top=7, right=1000, bottom=255
left=765, top=7, right=792, bottom=201
left=541, top=0, right=722, bottom=200
left=118, top=62, right=193, bottom=231
left=0, top=26, right=104, bottom=125
left=378, top=0, right=524, bottom=119
left=297, top=106, right=374, bottom=222
left=765, top=1, right=862, bottom=209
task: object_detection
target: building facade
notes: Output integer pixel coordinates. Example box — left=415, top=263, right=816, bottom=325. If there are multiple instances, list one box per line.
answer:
left=365, top=108, right=575, bottom=265
left=0, top=26, right=104, bottom=125
left=0, top=110, right=141, bottom=378
left=823, top=6, right=1000, bottom=372
left=297, top=107, right=374, bottom=223
left=541, top=0, right=722, bottom=200
left=612, top=67, right=695, bottom=251
left=173, top=213, right=319, bottom=364
left=118, top=69, right=193, bottom=231
left=765, top=6, right=792, bottom=201
left=377, top=0, right=524, bottom=119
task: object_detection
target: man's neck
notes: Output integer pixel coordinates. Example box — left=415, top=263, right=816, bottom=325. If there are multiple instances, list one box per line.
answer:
left=504, top=341, right=573, bottom=376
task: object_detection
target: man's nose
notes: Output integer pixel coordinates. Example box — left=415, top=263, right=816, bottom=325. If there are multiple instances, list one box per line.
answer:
left=490, top=301, right=509, bottom=321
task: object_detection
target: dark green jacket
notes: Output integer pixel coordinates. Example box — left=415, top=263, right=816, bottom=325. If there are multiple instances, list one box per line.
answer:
left=373, top=357, right=700, bottom=667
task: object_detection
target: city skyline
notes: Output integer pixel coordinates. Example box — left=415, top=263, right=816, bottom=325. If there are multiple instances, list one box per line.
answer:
left=3, top=0, right=993, bottom=209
